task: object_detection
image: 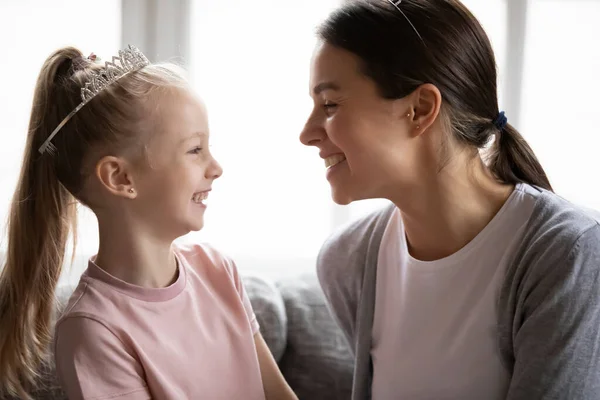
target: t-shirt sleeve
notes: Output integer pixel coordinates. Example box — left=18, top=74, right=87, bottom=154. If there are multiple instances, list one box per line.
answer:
left=224, top=258, right=260, bottom=335
left=55, top=316, right=151, bottom=400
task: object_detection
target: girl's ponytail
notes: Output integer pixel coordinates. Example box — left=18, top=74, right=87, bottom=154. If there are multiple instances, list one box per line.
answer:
left=0, top=49, right=79, bottom=398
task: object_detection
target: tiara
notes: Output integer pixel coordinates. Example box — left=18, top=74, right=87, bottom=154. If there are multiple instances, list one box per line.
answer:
left=39, top=44, right=150, bottom=155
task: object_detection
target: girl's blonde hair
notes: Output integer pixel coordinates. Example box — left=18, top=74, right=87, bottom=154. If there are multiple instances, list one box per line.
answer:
left=0, top=46, right=188, bottom=398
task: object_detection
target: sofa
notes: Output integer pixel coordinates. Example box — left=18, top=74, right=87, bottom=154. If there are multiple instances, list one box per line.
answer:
left=3, top=272, right=354, bottom=400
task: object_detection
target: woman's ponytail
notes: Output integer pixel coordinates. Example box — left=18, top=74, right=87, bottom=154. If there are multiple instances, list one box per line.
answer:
left=488, top=122, right=553, bottom=191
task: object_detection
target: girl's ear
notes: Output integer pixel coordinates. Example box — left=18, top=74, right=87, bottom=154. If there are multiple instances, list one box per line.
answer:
left=95, top=156, right=137, bottom=198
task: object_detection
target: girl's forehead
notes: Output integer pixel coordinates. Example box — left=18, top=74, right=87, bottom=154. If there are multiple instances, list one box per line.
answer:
left=152, top=90, right=209, bottom=133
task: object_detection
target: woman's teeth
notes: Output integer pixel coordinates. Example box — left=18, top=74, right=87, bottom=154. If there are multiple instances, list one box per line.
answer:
left=192, top=192, right=208, bottom=204
left=325, top=154, right=346, bottom=169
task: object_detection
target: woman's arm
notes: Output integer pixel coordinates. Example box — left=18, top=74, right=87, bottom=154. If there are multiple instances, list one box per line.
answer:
left=254, top=333, right=298, bottom=400
left=506, top=224, right=600, bottom=399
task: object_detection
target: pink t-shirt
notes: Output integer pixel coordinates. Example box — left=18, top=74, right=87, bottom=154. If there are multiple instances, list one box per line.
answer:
left=54, top=243, right=265, bottom=400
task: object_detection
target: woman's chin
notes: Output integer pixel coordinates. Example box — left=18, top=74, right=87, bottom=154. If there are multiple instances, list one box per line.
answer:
left=330, top=188, right=354, bottom=206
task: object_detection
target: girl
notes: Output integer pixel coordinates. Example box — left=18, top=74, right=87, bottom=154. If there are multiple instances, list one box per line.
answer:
left=300, top=1, right=600, bottom=399
left=0, top=45, right=297, bottom=400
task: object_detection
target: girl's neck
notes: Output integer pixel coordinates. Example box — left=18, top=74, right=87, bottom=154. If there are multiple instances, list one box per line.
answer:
left=94, top=219, right=178, bottom=288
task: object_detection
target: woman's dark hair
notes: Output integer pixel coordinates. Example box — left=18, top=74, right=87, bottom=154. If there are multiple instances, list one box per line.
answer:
left=318, top=0, right=552, bottom=191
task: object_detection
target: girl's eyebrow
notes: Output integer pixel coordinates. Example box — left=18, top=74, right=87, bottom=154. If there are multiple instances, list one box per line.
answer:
left=178, top=131, right=208, bottom=144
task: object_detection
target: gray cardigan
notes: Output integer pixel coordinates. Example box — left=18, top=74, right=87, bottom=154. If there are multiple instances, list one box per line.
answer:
left=317, top=187, right=600, bottom=400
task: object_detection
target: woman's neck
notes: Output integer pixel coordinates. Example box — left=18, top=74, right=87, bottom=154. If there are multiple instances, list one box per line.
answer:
left=390, top=158, right=514, bottom=262
left=94, top=218, right=178, bottom=288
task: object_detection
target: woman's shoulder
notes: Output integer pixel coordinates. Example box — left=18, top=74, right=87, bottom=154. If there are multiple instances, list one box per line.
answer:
left=317, top=203, right=395, bottom=289
left=319, top=203, right=396, bottom=257
left=506, top=185, right=600, bottom=296
left=498, top=188, right=600, bottom=397
left=524, top=186, right=600, bottom=248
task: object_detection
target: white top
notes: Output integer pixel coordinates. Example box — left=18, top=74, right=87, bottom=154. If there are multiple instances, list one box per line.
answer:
left=371, top=183, right=539, bottom=399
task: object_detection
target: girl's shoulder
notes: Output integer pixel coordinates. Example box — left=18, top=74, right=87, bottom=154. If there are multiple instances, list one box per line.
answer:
left=173, top=241, right=241, bottom=285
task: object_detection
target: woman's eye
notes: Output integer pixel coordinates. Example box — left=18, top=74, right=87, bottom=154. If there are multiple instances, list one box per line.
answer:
left=323, top=101, right=338, bottom=115
left=188, top=147, right=203, bottom=155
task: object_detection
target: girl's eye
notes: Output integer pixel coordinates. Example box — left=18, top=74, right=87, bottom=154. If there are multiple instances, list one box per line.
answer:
left=188, top=147, right=203, bottom=155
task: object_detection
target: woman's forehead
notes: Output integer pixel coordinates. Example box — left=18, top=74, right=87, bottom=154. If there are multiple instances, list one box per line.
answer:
left=311, top=44, right=362, bottom=89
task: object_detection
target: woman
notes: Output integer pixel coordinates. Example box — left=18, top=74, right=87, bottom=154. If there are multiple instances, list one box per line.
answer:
left=300, top=1, right=600, bottom=399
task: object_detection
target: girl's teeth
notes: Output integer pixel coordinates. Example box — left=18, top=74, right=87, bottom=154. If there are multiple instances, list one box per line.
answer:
left=325, top=154, right=346, bottom=169
left=192, top=192, right=209, bottom=203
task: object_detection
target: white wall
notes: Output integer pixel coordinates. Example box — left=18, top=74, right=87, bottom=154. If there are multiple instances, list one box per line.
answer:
left=0, top=0, right=121, bottom=276
left=1, top=0, right=598, bottom=284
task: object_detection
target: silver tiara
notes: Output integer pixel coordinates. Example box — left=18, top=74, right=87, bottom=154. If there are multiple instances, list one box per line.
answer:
left=39, top=44, right=150, bottom=155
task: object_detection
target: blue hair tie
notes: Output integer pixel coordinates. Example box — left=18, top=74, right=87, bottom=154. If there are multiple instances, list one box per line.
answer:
left=493, top=111, right=508, bottom=130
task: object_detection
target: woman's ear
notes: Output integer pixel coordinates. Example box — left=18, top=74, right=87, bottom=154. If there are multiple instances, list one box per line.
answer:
left=95, top=156, right=137, bottom=199
left=408, top=83, right=442, bottom=137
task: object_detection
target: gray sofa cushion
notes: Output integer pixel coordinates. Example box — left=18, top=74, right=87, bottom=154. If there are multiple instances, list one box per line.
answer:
left=243, top=275, right=288, bottom=362
left=277, top=273, right=354, bottom=400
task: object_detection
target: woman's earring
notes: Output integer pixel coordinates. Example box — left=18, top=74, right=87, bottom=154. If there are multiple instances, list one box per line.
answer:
left=128, top=188, right=135, bottom=194
left=416, top=125, right=421, bottom=130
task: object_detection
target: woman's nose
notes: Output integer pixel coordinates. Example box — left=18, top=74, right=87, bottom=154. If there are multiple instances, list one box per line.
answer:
left=299, top=117, right=326, bottom=147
